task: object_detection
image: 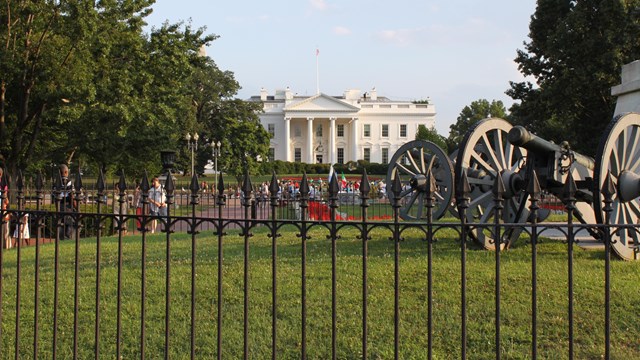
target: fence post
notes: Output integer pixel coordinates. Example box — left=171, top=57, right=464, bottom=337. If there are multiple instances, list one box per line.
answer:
left=562, top=171, right=577, bottom=359
left=189, top=173, right=200, bottom=360
left=601, top=171, right=616, bottom=360
left=456, top=171, right=471, bottom=360
left=14, top=171, right=24, bottom=360
left=94, top=170, right=107, bottom=360
left=492, top=171, right=506, bottom=360
left=241, top=170, right=253, bottom=360
left=359, top=169, right=371, bottom=359
left=527, top=168, right=541, bottom=360
left=425, top=168, right=437, bottom=360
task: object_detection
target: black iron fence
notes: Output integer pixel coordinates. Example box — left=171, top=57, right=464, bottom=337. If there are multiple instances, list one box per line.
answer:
left=0, top=169, right=635, bottom=359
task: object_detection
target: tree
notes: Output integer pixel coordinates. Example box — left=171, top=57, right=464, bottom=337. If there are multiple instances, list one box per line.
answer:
left=0, top=1, right=264, bottom=182
left=188, top=57, right=270, bottom=182
left=415, top=125, right=448, bottom=153
left=507, top=0, right=640, bottom=156
left=447, top=99, right=507, bottom=153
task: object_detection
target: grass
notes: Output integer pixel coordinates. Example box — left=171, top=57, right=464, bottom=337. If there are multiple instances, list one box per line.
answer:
left=0, top=224, right=639, bottom=359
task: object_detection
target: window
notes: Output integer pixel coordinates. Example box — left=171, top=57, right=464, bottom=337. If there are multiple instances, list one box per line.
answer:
left=337, top=148, right=344, bottom=164
left=381, top=124, right=389, bottom=137
left=400, top=124, right=407, bottom=138
left=363, top=148, right=371, bottom=162
left=294, top=125, right=301, bottom=137
left=268, top=124, right=275, bottom=138
left=268, top=148, right=275, bottom=162
left=363, top=124, right=371, bottom=137
left=316, top=124, right=323, bottom=137
left=382, top=148, right=389, bottom=164
left=316, top=154, right=323, bottom=164
left=294, top=148, right=302, bottom=162
left=337, top=124, right=344, bottom=137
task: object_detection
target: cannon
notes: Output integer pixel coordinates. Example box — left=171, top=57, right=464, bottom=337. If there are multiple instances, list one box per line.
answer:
left=454, top=114, right=640, bottom=260
left=387, top=113, right=640, bottom=260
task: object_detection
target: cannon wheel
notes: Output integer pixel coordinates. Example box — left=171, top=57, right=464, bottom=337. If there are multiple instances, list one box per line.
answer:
left=594, top=112, right=640, bottom=261
left=454, top=118, right=529, bottom=250
left=386, top=140, right=454, bottom=220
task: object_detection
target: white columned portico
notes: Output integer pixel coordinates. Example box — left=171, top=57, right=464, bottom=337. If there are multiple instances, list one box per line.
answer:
left=329, top=117, right=336, bottom=164
left=284, top=117, right=291, bottom=161
left=307, top=117, right=314, bottom=163
left=351, top=117, right=359, bottom=162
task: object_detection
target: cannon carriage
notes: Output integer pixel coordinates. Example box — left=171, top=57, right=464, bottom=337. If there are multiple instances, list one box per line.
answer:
left=386, top=113, right=640, bottom=260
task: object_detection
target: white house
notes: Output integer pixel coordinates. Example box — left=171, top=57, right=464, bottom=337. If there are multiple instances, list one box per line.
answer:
left=251, top=88, right=436, bottom=164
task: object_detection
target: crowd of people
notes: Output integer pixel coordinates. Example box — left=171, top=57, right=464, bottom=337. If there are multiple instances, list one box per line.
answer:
left=0, top=166, right=391, bottom=248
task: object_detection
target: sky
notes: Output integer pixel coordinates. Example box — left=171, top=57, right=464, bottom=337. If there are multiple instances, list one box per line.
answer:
left=145, top=0, right=537, bottom=136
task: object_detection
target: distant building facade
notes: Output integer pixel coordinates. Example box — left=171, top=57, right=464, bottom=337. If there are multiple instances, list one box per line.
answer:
left=250, top=88, right=436, bottom=164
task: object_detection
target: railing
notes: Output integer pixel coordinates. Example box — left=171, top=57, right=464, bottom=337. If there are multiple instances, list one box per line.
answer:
left=0, top=169, right=635, bottom=359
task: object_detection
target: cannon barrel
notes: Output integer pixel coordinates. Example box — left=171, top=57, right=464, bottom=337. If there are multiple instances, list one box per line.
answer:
left=508, top=126, right=595, bottom=171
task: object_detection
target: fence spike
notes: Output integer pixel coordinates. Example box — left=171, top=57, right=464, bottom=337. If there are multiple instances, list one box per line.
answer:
left=360, top=168, right=371, bottom=195
left=527, top=168, right=541, bottom=198
left=164, top=171, right=175, bottom=195
left=140, top=171, right=150, bottom=193
left=1, top=170, right=7, bottom=190
left=190, top=173, right=200, bottom=194
left=456, top=171, right=471, bottom=202
left=328, top=171, right=340, bottom=197
left=118, top=171, right=127, bottom=193
left=269, top=171, right=279, bottom=195
left=96, top=170, right=106, bottom=194
left=492, top=171, right=506, bottom=199
left=425, top=168, right=436, bottom=199
left=55, top=168, right=63, bottom=192
left=391, top=171, right=402, bottom=196
left=217, top=172, right=225, bottom=195
left=300, top=172, right=310, bottom=197
left=35, top=171, right=44, bottom=192
left=16, top=170, right=24, bottom=192
left=562, top=171, right=577, bottom=202
left=601, top=170, right=616, bottom=198
left=242, top=169, right=252, bottom=196
left=74, top=169, right=83, bottom=190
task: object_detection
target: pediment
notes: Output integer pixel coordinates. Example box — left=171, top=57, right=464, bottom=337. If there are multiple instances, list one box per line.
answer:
left=284, top=93, right=359, bottom=113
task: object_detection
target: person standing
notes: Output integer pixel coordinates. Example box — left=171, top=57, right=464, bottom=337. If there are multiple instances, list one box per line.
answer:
left=59, top=164, right=76, bottom=240
left=148, top=177, right=167, bottom=234
left=0, top=167, right=10, bottom=249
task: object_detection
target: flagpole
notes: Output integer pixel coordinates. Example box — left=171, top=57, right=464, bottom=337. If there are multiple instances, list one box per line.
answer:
left=316, top=48, right=320, bottom=95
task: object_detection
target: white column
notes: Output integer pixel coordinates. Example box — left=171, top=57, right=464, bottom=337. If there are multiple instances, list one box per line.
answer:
left=329, top=117, right=336, bottom=164
left=307, top=117, right=314, bottom=163
left=284, top=117, right=291, bottom=161
left=351, top=117, right=359, bottom=162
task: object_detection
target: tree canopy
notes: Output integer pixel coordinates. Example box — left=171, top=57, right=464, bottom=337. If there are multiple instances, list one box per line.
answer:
left=0, top=1, right=269, bottom=181
left=507, top=0, right=640, bottom=156
left=447, top=99, right=507, bottom=153
left=415, top=125, right=448, bottom=153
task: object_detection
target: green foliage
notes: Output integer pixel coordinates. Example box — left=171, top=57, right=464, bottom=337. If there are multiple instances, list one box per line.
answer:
left=447, top=99, right=507, bottom=153
left=0, top=2, right=265, bottom=183
left=415, top=125, right=448, bottom=153
left=507, top=0, right=640, bottom=156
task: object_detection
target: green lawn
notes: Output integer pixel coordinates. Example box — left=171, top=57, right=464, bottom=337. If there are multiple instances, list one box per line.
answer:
left=0, top=225, right=638, bottom=359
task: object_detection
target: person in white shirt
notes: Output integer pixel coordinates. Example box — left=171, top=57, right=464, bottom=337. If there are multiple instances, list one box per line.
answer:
left=148, top=177, right=166, bottom=233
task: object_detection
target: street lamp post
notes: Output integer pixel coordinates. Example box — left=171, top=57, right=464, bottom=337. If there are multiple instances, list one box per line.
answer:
left=185, top=133, right=199, bottom=176
left=212, top=141, right=221, bottom=193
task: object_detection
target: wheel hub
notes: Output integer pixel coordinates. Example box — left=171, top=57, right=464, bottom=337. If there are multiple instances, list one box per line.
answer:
left=617, top=170, right=640, bottom=202
left=409, top=173, right=427, bottom=192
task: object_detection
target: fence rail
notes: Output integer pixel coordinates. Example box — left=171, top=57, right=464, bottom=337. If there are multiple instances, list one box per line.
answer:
left=0, top=170, right=636, bottom=359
